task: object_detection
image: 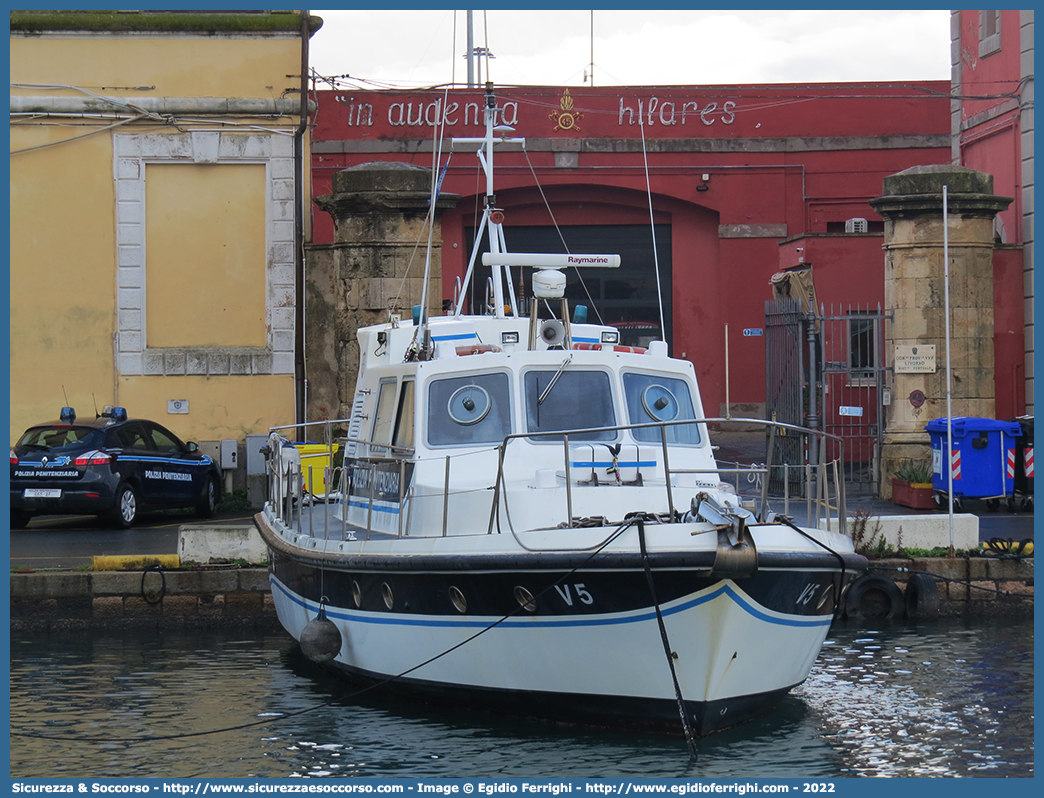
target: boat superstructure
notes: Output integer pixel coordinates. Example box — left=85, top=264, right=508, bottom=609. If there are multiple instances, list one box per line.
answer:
left=255, top=87, right=865, bottom=736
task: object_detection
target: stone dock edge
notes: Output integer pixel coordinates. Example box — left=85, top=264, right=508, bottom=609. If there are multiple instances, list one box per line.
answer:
left=9, top=567, right=282, bottom=632
left=8, top=557, right=1033, bottom=632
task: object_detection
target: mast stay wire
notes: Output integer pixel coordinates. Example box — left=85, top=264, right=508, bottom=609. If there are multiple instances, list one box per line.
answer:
left=389, top=59, right=451, bottom=324
left=521, top=148, right=604, bottom=326
left=441, top=5, right=605, bottom=325
left=415, top=84, right=452, bottom=347
left=638, top=110, right=667, bottom=349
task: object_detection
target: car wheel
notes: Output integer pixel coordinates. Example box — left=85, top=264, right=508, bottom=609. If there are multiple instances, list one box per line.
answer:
left=195, top=476, right=218, bottom=518
left=10, top=512, right=31, bottom=529
left=107, top=483, right=138, bottom=528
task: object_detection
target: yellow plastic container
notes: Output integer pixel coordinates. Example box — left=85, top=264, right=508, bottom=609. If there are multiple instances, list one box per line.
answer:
left=295, top=443, right=340, bottom=497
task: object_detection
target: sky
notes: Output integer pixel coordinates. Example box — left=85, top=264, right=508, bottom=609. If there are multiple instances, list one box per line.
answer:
left=308, top=9, right=952, bottom=89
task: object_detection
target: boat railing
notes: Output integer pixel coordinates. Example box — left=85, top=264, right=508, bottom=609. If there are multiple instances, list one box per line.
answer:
left=264, top=417, right=848, bottom=538
left=264, top=419, right=413, bottom=535
left=491, top=417, right=848, bottom=536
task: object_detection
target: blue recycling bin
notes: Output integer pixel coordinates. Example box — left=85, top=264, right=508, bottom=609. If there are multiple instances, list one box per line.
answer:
left=1009, top=415, right=1034, bottom=499
left=926, top=417, right=1022, bottom=500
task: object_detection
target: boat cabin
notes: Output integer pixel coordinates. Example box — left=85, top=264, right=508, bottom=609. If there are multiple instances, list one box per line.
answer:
left=335, top=314, right=723, bottom=538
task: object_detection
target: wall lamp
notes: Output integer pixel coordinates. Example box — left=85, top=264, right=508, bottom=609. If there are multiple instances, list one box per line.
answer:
left=696, top=173, right=710, bottom=192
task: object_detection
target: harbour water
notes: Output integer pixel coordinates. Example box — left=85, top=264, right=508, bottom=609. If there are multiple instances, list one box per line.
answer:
left=9, top=617, right=1033, bottom=779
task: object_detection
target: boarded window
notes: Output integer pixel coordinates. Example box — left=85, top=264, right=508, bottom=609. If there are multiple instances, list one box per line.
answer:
left=979, top=10, right=1001, bottom=57
left=145, top=163, right=266, bottom=348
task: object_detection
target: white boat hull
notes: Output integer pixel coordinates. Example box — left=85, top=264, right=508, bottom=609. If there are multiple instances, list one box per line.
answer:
left=260, top=511, right=861, bottom=734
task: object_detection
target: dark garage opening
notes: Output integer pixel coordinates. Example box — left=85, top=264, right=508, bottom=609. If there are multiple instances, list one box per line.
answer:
left=464, top=223, right=672, bottom=348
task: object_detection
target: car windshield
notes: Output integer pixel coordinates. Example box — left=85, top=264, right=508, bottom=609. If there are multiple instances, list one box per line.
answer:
left=15, top=425, right=106, bottom=454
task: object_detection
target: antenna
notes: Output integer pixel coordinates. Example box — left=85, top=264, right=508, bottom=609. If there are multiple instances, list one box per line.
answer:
left=589, top=10, right=595, bottom=88
left=93, top=393, right=100, bottom=418
left=62, top=385, right=69, bottom=406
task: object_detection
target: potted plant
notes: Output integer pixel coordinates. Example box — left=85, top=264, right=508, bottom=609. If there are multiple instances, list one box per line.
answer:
left=891, top=458, right=935, bottom=509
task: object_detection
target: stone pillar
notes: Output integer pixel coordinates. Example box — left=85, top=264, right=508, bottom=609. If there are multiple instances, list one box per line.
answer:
left=869, top=165, right=1011, bottom=498
left=305, top=162, right=458, bottom=423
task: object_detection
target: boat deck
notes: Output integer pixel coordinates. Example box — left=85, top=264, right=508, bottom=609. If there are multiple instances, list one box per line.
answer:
left=277, top=502, right=391, bottom=541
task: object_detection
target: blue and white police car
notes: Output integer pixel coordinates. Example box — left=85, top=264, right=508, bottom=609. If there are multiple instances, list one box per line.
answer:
left=10, top=406, right=223, bottom=528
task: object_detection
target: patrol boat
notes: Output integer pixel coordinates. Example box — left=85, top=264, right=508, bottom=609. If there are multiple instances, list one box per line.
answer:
left=255, top=88, right=865, bottom=736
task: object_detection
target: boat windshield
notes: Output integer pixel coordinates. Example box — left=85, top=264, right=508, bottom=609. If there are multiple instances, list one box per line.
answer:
left=427, top=373, right=512, bottom=447
left=622, top=372, right=701, bottom=445
left=524, top=369, right=617, bottom=442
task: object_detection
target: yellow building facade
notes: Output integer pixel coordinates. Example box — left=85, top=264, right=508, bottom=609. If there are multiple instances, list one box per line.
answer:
left=9, top=11, right=319, bottom=449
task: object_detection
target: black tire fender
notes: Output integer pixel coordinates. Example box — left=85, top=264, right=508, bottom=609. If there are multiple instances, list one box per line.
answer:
left=845, top=573, right=904, bottom=620
left=904, top=572, right=940, bottom=619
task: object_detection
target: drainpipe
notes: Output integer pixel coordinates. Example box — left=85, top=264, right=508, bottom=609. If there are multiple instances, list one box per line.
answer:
left=294, top=10, right=310, bottom=427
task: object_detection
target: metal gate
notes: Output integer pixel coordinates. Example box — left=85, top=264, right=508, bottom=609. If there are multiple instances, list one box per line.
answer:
left=764, top=297, right=806, bottom=494
left=765, top=299, right=889, bottom=496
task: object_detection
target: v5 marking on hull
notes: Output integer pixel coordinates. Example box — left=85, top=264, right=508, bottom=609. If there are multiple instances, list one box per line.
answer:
left=555, top=583, right=594, bottom=606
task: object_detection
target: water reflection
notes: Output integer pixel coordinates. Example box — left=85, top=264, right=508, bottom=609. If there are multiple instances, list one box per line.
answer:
left=796, top=622, right=1034, bottom=777
left=9, top=618, right=1033, bottom=778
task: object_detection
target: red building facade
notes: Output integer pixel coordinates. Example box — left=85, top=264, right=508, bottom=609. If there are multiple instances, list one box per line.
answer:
left=951, top=9, right=1033, bottom=415
left=310, top=81, right=1024, bottom=419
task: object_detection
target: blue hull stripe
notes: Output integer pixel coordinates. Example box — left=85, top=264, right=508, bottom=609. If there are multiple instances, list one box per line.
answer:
left=347, top=499, right=400, bottom=516
left=432, top=333, right=479, bottom=342
left=571, top=461, right=656, bottom=469
left=272, top=577, right=831, bottom=630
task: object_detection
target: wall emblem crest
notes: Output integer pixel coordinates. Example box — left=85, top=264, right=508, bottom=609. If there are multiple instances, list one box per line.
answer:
left=549, top=89, right=584, bottom=132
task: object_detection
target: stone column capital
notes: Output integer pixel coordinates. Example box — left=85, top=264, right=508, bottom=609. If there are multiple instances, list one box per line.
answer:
left=869, top=164, right=1012, bottom=219
left=316, top=161, right=459, bottom=218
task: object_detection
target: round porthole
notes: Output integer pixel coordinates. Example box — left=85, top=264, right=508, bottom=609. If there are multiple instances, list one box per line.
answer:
left=449, top=586, right=468, bottom=614
left=641, top=384, right=680, bottom=421
left=514, top=586, right=537, bottom=613
left=352, top=580, right=362, bottom=609
left=448, top=384, right=491, bottom=425
left=381, top=582, right=394, bottom=610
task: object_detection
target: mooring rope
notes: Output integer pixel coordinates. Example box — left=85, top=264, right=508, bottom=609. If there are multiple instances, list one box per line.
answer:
left=636, top=516, right=699, bottom=763
left=12, top=518, right=637, bottom=745
left=776, top=515, right=849, bottom=620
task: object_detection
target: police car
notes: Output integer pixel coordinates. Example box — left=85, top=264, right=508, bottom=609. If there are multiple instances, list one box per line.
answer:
left=10, top=406, right=223, bottom=529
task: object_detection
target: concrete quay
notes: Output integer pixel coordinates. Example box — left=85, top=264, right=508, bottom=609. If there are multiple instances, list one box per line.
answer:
left=9, top=566, right=281, bottom=633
